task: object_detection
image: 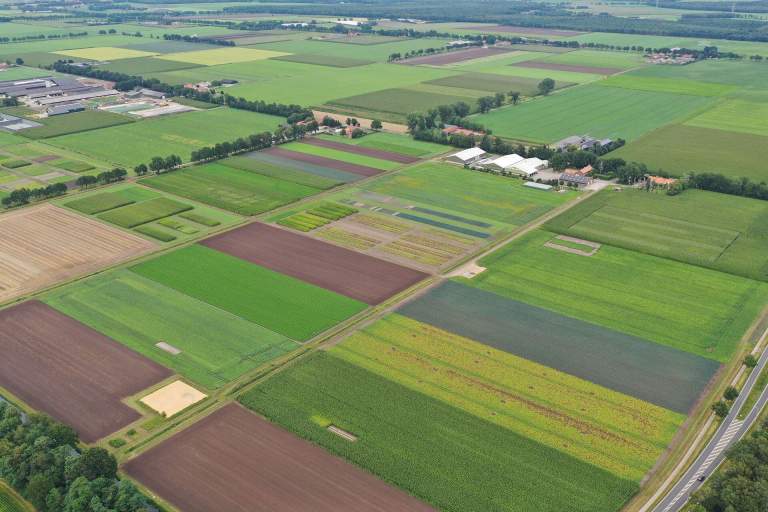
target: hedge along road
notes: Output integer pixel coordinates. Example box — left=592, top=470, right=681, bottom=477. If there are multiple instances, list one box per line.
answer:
left=398, top=281, right=720, bottom=414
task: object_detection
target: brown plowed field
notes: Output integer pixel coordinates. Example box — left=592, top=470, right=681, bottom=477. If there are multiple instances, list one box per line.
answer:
left=202, top=222, right=428, bottom=304
left=300, top=137, right=419, bottom=164
left=467, top=25, right=587, bottom=36
left=0, top=301, right=171, bottom=442
left=264, top=146, right=382, bottom=177
left=124, top=404, right=435, bottom=512
left=0, top=203, right=155, bottom=304
left=399, top=46, right=515, bottom=66
left=513, top=60, right=621, bottom=75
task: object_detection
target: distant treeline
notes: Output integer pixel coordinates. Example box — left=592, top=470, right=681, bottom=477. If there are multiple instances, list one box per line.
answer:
left=0, top=31, right=88, bottom=44
left=163, top=33, right=234, bottom=46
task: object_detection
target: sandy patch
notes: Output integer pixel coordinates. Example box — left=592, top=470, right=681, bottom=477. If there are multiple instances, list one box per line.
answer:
left=141, top=380, right=207, bottom=417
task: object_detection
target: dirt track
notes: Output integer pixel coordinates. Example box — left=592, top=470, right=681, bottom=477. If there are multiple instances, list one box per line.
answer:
left=299, top=137, right=419, bottom=164
left=0, top=203, right=155, bottom=304
left=513, top=60, right=621, bottom=75
left=399, top=46, right=515, bottom=66
left=265, top=146, right=383, bottom=177
left=0, top=301, right=171, bottom=442
left=124, top=404, right=435, bottom=512
left=202, top=222, right=428, bottom=304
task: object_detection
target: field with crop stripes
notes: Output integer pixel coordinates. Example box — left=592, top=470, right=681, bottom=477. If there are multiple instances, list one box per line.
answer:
left=240, top=350, right=637, bottom=512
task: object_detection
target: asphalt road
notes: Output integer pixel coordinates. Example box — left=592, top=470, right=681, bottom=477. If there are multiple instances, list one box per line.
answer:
left=653, top=345, right=768, bottom=512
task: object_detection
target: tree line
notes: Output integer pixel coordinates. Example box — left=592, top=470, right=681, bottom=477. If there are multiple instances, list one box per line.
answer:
left=75, top=168, right=128, bottom=189
left=1, top=183, right=67, bottom=208
left=162, top=33, right=234, bottom=46
left=0, top=401, right=157, bottom=512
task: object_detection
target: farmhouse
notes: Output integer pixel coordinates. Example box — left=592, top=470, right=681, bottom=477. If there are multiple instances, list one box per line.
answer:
left=563, top=165, right=593, bottom=177
left=560, top=172, right=593, bottom=187
left=481, top=153, right=524, bottom=172
left=446, top=147, right=486, bottom=165
left=509, top=157, right=548, bottom=177
left=443, top=125, right=484, bottom=137
left=647, top=175, right=679, bottom=189
left=555, top=135, right=612, bottom=152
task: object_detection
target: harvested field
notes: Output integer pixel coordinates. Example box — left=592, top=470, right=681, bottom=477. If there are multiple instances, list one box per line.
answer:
left=0, top=204, right=155, bottom=304
left=202, top=222, right=428, bottom=304
left=299, top=137, right=418, bottom=164
left=399, top=281, right=720, bottom=413
left=124, top=403, right=434, bottom=512
left=467, top=25, right=587, bottom=36
left=264, top=146, right=383, bottom=177
left=512, top=60, right=621, bottom=75
left=399, top=47, right=515, bottom=66
left=0, top=301, right=170, bottom=442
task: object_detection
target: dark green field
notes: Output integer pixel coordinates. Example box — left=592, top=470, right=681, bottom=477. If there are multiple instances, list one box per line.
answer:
left=19, top=110, right=133, bottom=139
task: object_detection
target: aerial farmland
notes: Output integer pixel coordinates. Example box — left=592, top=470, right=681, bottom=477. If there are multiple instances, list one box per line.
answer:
left=0, top=3, right=767, bottom=512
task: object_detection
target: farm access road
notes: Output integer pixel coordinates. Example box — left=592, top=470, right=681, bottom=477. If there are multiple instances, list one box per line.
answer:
left=652, top=341, right=768, bottom=512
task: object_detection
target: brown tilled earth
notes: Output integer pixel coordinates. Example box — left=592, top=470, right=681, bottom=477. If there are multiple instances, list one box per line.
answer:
left=264, top=146, right=383, bottom=177
left=399, top=46, right=515, bottom=65
left=0, top=301, right=171, bottom=442
left=0, top=203, right=155, bottom=304
left=299, top=137, right=419, bottom=164
left=513, top=60, right=622, bottom=75
left=201, top=222, right=428, bottom=304
left=124, top=404, right=435, bottom=512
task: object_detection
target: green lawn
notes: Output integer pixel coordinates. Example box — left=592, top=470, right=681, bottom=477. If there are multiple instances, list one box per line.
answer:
left=364, top=162, right=574, bottom=226
left=612, top=124, right=768, bottom=182
left=46, top=108, right=284, bottom=168
left=131, top=245, right=367, bottom=341
left=461, top=229, right=768, bottom=362
left=240, top=351, right=637, bottom=512
left=282, top=142, right=401, bottom=170
left=19, top=110, right=134, bottom=139
left=44, top=271, right=297, bottom=390
left=546, top=188, right=768, bottom=282
left=141, top=162, right=322, bottom=215
left=475, top=84, right=714, bottom=143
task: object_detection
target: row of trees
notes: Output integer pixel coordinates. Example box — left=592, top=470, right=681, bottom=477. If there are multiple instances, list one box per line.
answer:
left=133, top=154, right=182, bottom=175
left=162, top=33, right=234, bottom=46
left=75, top=168, right=128, bottom=189
left=0, top=401, right=156, bottom=512
left=0, top=32, right=88, bottom=44
left=1, top=183, right=67, bottom=208
left=190, top=131, right=273, bottom=162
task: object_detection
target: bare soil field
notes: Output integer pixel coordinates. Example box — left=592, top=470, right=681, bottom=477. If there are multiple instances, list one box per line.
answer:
left=399, top=47, right=516, bottom=66
left=0, top=204, right=155, bottom=304
left=299, top=137, right=419, bottom=164
left=512, top=60, right=622, bottom=75
left=264, top=147, right=383, bottom=177
left=467, top=25, right=588, bottom=36
left=0, top=301, right=171, bottom=442
left=202, top=222, right=428, bottom=304
left=124, top=404, right=435, bottom=512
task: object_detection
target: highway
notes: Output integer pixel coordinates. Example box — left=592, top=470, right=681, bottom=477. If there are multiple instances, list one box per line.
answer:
left=652, top=344, right=768, bottom=512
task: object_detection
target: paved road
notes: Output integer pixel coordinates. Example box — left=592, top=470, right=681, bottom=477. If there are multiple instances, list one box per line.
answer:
left=653, top=345, right=768, bottom=512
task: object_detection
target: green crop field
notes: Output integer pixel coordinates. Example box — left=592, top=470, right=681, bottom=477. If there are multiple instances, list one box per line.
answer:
left=240, top=350, right=637, bottom=512
left=462, top=229, right=768, bottom=362
left=142, top=162, right=322, bottom=215
left=317, top=132, right=447, bottom=157
left=336, top=314, right=682, bottom=481
left=538, top=50, right=645, bottom=69
left=19, top=110, right=134, bottom=140
left=281, top=142, right=401, bottom=170
left=546, top=188, right=768, bottom=281
left=271, top=53, right=374, bottom=68
left=47, top=108, right=284, bottom=168
left=684, top=99, right=768, bottom=136
left=425, top=72, right=573, bottom=96
left=475, top=85, right=713, bottom=143
left=629, top=60, right=768, bottom=88
left=222, top=155, right=340, bottom=188
left=45, top=271, right=297, bottom=390
left=598, top=75, right=734, bottom=97
left=55, top=46, right=158, bottom=61
left=132, top=245, right=367, bottom=341
left=65, top=191, right=135, bottom=214
left=100, top=57, right=203, bottom=75
left=364, top=162, right=574, bottom=226
left=326, top=87, right=477, bottom=120
left=612, top=124, right=768, bottom=181
left=98, top=197, right=192, bottom=228
left=156, top=47, right=288, bottom=65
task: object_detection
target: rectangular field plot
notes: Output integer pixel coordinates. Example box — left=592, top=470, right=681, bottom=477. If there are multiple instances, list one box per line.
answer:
left=512, top=60, right=621, bottom=76
left=264, top=146, right=383, bottom=178
left=598, top=75, right=734, bottom=97
left=54, top=46, right=157, bottom=61
left=271, top=53, right=374, bottom=67
left=318, top=132, right=447, bottom=157
left=132, top=245, right=366, bottom=341
left=400, top=281, right=719, bottom=413
left=364, top=162, right=573, bottom=227
left=99, top=56, right=203, bottom=75
left=241, top=351, right=637, bottom=512
left=124, top=403, right=435, bottom=512
left=546, top=188, right=768, bottom=281
left=98, top=197, right=192, bottom=228
left=201, top=222, right=427, bottom=305
left=240, top=150, right=363, bottom=183
left=300, top=136, right=419, bottom=163
left=284, top=141, right=401, bottom=170
left=156, top=47, right=288, bottom=65
left=399, top=46, right=517, bottom=65
left=222, top=154, right=341, bottom=188
left=0, top=204, right=155, bottom=304
left=47, top=108, right=284, bottom=168
left=326, top=87, right=476, bottom=121
left=612, top=124, right=768, bottom=182
left=44, top=271, right=297, bottom=390
left=684, top=99, right=768, bottom=137
left=19, top=110, right=134, bottom=140
left=335, top=314, right=683, bottom=481
left=142, top=162, right=322, bottom=215
left=461, top=230, right=768, bottom=362
left=475, top=85, right=714, bottom=143
left=0, top=301, right=170, bottom=443
left=425, top=72, right=573, bottom=96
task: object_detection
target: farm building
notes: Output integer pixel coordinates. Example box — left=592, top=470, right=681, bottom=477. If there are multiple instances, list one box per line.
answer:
left=555, top=135, right=613, bottom=152
left=443, top=125, right=484, bottom=137
left=46, top=102, right=86, bottom=116
left=481, top=154, right=524, bottom=172
left=524, top=182, right=553, bottom=190
left=560, top=173, right=593, bottom=187
left=564, top=165, right=593, bottom=177
left=446, top=147, right=486, bottom=165
left=647, top=175, right=679, bottom=189
left=509, top=157, right=548, bottom=177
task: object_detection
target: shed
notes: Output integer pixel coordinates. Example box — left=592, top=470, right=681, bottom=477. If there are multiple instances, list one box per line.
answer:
left=483, top=153, right=524, bottom=172
left=524, top=182, right=553, bottom=191
left=510, top=157, right=547, bottom=177
left=446, top=147, right=486, bottom=165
